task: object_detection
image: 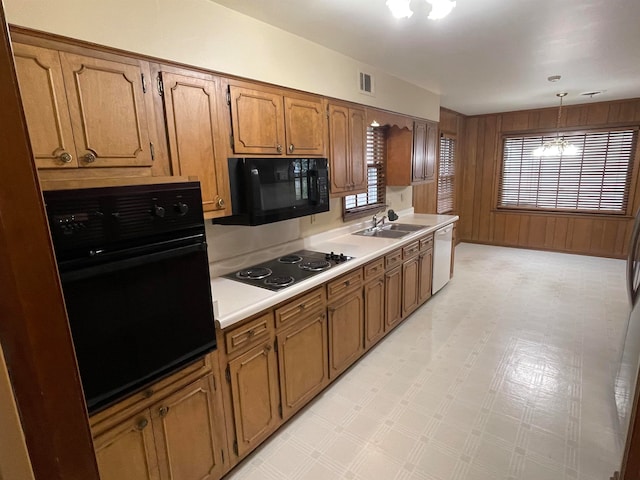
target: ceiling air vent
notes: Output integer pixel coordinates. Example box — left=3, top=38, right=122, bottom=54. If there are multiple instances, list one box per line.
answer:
left=359, top=71, right=375, bottom=96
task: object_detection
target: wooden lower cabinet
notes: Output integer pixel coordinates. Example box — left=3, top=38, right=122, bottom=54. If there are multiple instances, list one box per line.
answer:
left=276, top=312, right=329, bottom=418
left=402, top=256, right=420, bottom=317
left=152, top=375, right=225, bottom=480
left=385, top=266, right=402, bottom=330
left=328, top=291, right=364, bottom=378
left=93, top=372, right=225, bottom=480
left=228, top=342, right=280, bottom=457
left=364, top=276, right=385, bottom=349
left=418, top=249, right=433, bottom=305
left=94, top=412, right=160, bottom=480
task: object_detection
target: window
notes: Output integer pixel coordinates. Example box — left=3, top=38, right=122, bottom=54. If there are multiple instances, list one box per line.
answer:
left=437, top=134, right=456, bottom=214
left=499, top=128, right=637, bottom=214
left=344, top=126, right=386, bottom=217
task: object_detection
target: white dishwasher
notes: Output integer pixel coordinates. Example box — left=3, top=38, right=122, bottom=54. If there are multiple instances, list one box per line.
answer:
left=432, top=223, right=454, bottom=294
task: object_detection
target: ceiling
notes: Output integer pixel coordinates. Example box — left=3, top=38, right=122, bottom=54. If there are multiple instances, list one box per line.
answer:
left=210, top=0, right=640, bottom=116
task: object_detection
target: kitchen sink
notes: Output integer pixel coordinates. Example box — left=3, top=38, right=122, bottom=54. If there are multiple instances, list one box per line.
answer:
left=380, top=223, right=428, bottom=232
left=352, top=223, right=429, bottom=238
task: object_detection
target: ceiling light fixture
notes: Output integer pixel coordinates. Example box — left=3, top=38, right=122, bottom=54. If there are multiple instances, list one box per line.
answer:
left=386, top=0, right=413, bottom=18
left=386, top=0, right=456, bottom=20
left=426, top=0, right=456, bottom=20
left=533, top=93, right=580, bottom=157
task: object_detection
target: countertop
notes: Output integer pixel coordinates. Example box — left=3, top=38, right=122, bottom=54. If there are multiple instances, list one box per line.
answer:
left=211, top=213, right=458, bottom=329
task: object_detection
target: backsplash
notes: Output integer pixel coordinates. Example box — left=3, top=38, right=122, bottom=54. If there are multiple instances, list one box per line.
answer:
left=206, top=186, right=413, bottom=276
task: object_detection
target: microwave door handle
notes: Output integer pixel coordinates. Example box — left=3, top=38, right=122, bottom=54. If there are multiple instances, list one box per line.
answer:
left=308, top=170, right=318, bottom=203
left=248, top=168, right=263, bottom=210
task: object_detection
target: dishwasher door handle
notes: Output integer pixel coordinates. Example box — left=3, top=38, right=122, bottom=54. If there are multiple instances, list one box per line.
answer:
left=437, top=225, right=453, bottom=235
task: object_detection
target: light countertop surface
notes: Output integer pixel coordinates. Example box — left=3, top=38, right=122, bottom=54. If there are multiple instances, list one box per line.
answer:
left=211, top=213, right=458, bottom=329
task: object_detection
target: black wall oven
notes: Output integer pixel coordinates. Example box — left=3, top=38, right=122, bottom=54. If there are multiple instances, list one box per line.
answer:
left=44, top=182, right=216, bottom=414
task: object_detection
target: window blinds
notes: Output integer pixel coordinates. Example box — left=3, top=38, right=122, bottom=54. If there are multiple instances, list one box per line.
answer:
left=499, top=128, right=637, bottom=213
left=437, top=135, right=456, bottom=214
left=344, top=126, right=386, bottom=211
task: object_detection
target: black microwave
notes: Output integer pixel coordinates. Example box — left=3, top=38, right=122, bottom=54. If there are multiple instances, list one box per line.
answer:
left=213, top=157, right=330, bottom=226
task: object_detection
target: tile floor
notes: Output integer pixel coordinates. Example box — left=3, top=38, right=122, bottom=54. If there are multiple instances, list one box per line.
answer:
left=225, top=243, right=630, bottom=480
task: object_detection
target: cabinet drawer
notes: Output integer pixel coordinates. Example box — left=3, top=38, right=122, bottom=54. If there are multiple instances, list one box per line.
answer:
left=225, top=312, right=273, bottom=356
left=364, top=258, right=385, bottom=281
left=385, top=249, right=403, bottom=269
left=90, top=352, right=213, bottom=433
left=327, top=269, right=363, bottom=301
left=402, top=241, right=420, bottom=259
left=420, top=234, right=434, bottom=251
left=275, top=287, right=326, bottom=328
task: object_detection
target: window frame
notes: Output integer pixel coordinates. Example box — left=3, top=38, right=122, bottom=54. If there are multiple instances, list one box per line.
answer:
left=343, top=126, right=387, bottom=220
left=496, top=126, right=639, bottom=217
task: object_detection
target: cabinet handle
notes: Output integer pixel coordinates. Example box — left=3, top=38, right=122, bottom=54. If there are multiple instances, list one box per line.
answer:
left=59, top=152, right=73, bottom=163
left=299, top=303, right=306, bottom=310
left=83, top=152, right=97, bottom=163
left=136, top=418, right=149, bottom=430
left=289, top=144, right=295, bottom=153
left=276, top=144, right=283, bottom=153
left=264, top=344, right=272, bottom=353
left=159, top=406, right=170, bottom=417
left=345, top=280, right=351, bottom=286
left=217, top=197, right=225, bottom=209
left=142, top=388, right=154, bottom=399
left=248, top=329, right=255, bottom=337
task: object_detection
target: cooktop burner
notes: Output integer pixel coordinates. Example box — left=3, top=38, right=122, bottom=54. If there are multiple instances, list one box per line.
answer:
left=224, top=249, right=354, bottom=291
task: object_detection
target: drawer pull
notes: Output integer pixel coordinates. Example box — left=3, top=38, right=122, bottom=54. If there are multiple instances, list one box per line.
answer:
left=142, top=388, right=154, bottom=399
left=136, top=418, right=149, bottom=430
left=159, top=406, right=170, bottom=417
left=345, top=280, right=350, bottom=287
left=248, top=329, right=255, bottom=337
left=299, top=304, right=306, bottom=310
left=264, top=344, right=272, bottom=353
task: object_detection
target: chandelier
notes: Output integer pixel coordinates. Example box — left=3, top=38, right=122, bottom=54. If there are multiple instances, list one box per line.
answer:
left=533, top=93, right=580, bottom=157
left=386, top=0, right=456, bottom=20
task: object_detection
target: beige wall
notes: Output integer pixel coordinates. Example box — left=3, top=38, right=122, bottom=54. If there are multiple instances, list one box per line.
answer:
left=5, top=0, right=439, bottom=120
left=0, top=343, right=35, bottom=480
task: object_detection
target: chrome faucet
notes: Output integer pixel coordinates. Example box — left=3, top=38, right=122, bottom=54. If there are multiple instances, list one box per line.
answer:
left=372, top=214, right=387, bottom=229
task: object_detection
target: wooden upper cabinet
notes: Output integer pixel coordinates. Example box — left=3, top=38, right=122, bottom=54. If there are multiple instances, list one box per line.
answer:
left=412, top=120, right=437, bottom=184
left=284, top=96, right=325, bottom=155
left=387, top=120, right=438, bottom=186
left=14, top=43, right=154, bottom=171
left=160, top=71, right=230, bottom=218
left=328, top=102, right=367, bottom=196
left=229, top=85, right=285, bottom=155
left=60, top=52, right=153, bottom=168
left=13, top=43, right=79, bottom=169
left=228, top=82, right=325, bottom=157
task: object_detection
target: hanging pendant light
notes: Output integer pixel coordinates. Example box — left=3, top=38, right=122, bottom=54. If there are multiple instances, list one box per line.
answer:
left=533, top=93, right=580, bottom=157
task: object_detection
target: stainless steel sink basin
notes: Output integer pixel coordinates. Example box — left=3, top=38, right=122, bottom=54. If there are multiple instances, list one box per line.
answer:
left=352, top=223, right=429, bottom=238
left=352, top=228, right=410, bottom=238
left=380, top=223, right=428, bottom=232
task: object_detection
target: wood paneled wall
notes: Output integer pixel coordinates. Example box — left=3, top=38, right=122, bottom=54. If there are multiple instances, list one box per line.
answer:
left=413, top=108, right=465, bottom=214
left=459, top=98, right=640, bottom=258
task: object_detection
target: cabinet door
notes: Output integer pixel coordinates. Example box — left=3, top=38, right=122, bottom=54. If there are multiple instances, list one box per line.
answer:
left=402, top=256, right=420, bottom=317
left=60, top=52, right=152, bottom=168
left=93, top=413, right=159, bottom=480
left=152, top=374, right=225, bottom=480
left=161, top=72, right=229, bottom=216
left=412, top=121, right=427, bottom=182
left=385, top=267, right=402, bottom=330
left=228, top=343, right=280, bottom=457
left=277, top=312, right=328, bottom=418
left=328, top=103, right=351, bottom=195
left=229, top=85, right=285, bottom=154
left=284, top=96, right=325, bottom=156
left=364, top=277, right=385, bottom=349
left=328, top=292, right=364, bottom=378
left=424, top=121, right=437, bottom=182
left=418, top=250, right=433, bottom=305
left=13, top=43, right=78, bottom=169
left=349, top=107, right=367, bottom=194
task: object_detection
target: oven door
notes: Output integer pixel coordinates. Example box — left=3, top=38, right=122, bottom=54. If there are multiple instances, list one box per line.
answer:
left=60, top=239, right=216, bottom=413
